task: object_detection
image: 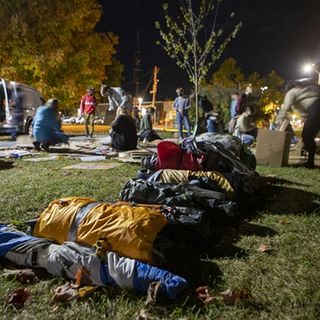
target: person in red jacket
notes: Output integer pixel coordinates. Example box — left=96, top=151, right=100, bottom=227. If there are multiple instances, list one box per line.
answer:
left=80, top=88, right=97, bottom=138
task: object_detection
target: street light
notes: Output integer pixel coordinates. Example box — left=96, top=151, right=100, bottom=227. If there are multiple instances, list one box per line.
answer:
left=260, top=86, right=268, bottom=93
left=303, top=63, right=320, bottom=84
left=137, top=97, right=143, bottom=107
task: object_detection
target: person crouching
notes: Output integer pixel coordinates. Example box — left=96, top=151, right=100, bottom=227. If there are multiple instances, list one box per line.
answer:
left=32, top=98, right=69, bottom=151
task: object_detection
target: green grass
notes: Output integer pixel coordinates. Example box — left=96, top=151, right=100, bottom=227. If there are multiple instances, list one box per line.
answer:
left=1, top=159, right=320, bottom=319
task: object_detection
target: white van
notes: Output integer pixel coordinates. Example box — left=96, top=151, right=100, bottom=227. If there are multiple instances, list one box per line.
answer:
left=0, top=78, right=44, bottom=134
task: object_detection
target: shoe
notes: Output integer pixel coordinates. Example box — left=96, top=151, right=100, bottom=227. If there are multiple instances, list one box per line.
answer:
left=40, top=143, right=50, bottom=152
left=33, top=141, right=41, bottom=151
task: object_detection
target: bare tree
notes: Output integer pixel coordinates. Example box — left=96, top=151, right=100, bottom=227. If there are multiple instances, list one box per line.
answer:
left=156, top=0, right=241, bottom=134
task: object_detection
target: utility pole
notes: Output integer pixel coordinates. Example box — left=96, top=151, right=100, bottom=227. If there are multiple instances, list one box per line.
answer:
left=150, top=66, right=160, bottom=107
left=150, top=66, right=160, bottom=124
left=133, top=29, right=141, bottom=100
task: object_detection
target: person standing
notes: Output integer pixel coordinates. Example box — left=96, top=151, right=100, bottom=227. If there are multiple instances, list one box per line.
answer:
left=100, top=86, right=133, bottom=119
left=235, top=86, right=253, bottom=115
left=276, top=80, right=320, bottom=168
left=80, top=88, right=97, bottom=138
left=173, top=87, right=191, bottom=139
left=230, top=91, right=239, bottom=119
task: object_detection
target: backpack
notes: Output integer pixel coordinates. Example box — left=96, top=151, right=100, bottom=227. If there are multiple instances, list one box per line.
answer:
left=155, top=141, right=202, bottom=171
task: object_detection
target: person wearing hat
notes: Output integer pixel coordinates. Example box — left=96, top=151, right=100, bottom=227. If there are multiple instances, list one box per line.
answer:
left=80, top=87, right=97, bottom=138
left=32, top=98, right=69, bottom=151
left=276, top=79, right=320, bottom=168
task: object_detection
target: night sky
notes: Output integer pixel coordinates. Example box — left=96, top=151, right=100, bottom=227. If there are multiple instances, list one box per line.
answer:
left=97, top=0, right=320, bottom=99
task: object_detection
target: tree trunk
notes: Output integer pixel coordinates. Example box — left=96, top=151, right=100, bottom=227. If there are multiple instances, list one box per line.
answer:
left=193, top=80, right=199, bottom=137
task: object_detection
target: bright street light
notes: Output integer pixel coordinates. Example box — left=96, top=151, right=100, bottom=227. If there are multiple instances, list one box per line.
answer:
left=303, top=63, right=315, bottom=74
left=137, top=97, right=143, bottom=107
left=303, top=63, right=320, bottom=84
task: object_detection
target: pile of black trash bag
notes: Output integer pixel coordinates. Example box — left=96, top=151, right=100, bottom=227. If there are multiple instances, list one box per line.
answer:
left=119, top=135, right=261, bottom=264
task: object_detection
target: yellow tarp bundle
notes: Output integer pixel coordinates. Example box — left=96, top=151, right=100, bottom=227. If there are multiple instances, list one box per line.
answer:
left=158, top=169, right=235, bottom=199
left=33, top=197, right=168, bottom=263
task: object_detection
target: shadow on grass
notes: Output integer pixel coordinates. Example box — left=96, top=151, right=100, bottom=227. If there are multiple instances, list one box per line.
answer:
left=0, top=160, right=14, bottom=170
left=237, top=176, right=320, bottom=217
left=157, top=174, right=320, bottom=306
left=261, top=175, right=311, bottom=187
left=288, top=163, right=320, bottom=170
left=41, top=147, right=101, bottom=155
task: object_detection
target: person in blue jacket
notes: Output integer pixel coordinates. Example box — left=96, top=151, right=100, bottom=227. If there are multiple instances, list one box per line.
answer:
left=32, top=98, right=69, bottom=151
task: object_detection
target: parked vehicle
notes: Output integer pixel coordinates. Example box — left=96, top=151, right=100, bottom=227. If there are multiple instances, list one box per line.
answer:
left=94, top=116, right=105, bottom=125
left=61, top=116, right=77, bottom=124
left=0, top=78, right=44, bottom=134
left=61, top=116, right=85, bottom=124
left=61, top=116, right=104, bottom=125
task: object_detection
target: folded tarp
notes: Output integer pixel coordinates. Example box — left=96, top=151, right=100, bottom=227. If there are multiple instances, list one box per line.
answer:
left=33, top=197, right=168, bottom=263
left=1, top=225, right=187, bottom=299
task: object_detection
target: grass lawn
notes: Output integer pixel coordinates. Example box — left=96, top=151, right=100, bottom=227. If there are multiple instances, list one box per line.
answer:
left=1, top=159, right=320, bottom=319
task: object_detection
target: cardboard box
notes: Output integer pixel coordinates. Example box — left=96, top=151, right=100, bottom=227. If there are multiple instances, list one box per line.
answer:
left=255, top=129, right=292, bottom=167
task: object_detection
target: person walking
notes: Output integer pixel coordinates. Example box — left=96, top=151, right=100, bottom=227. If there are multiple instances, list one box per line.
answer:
left=80, top=88, right=97, bottom=138
left=276, top=80, right=320, bottom=168
left=173, top=87, right=191, bottom=139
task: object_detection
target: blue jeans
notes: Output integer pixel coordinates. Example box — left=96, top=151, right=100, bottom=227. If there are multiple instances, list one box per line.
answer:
left=176, top=112, right=191, bottom=138
left=206, top=119, right=215, bottom=133
left=206, top=119, right=223, bottom=133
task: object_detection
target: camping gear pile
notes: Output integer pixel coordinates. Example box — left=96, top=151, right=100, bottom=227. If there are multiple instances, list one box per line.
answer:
left=0, top=135, right=259, bottom=300
left=0, top=224, right=186, bottom=299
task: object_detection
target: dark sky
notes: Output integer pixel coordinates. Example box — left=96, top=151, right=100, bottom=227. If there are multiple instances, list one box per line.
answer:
left=97, top=0, right=320, bottom=99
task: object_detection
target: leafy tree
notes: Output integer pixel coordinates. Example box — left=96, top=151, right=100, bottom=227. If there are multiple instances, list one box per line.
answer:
left=247, top=72, right=263, bottom=93
left=202, top=57, right=245, bottom=124
left=259, top=70, right=284, bottom=124
left=103, top=58, right=124, bottom=87
left=156, top=0, right=241, bottom=134
left=211, top=57, right=245, bottom=90
left=200, top=83, right=233, bottom=125
left=0, top=0, right=119, bottom=111
left=203, top=59, right=285, bottom=126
